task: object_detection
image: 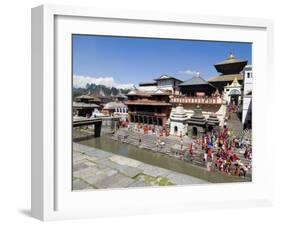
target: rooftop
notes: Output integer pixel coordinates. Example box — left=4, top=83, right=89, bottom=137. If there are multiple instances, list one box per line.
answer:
left=179, top=74, right=210, bottom=86
left=103, top=101, right=127, bottom=110
left=73, top=102, right=100, bottom=108
left=214, top=53, right=247, bottom=66
left=154, top=74, right=182, bottom=82
left=208, top=74, right=243, bottom=82
left=139, top=81, right=157, bottom=86
left=127, top=88, right=170, bottom=97
left=214, top=53, right=248, bottom=75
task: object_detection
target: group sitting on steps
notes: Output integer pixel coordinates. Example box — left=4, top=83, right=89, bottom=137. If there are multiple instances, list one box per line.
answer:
left=186, top=125, right=252, bottom=178
left=113, top=123, right=252, bottom=179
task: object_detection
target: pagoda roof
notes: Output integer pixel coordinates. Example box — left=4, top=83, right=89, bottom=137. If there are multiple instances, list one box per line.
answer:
left=179, top=74, right=216, bottom=88
left=214, top=54, right=248, bottom=74
left=215, top=54, right=247, bottom=66
left=179, top=75, right=209, bottom=86
left=208, top=74, right=243, bottom=83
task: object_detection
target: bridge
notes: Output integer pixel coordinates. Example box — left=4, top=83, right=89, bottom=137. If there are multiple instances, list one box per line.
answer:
left=73, top=116, right=121, bottom=137
left=73, top=117, right=102, bottom=137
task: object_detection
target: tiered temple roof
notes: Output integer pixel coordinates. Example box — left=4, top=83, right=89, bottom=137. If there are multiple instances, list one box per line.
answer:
left=214, top=53, right=248, bottom=75
left=170, top=105, right=188, bottom=121
left=208, top=53, right=247, bottom=92
left=179, top=74, right=210, bottom=86
left=206, top=115, right=220, bottom=126
left=179, top=73, right=216, bottom=96
left=187, top=105, right=206, bottom=126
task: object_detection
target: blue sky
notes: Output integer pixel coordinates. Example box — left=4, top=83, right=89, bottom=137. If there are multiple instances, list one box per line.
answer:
left=72, top=34, right=252, bottom=88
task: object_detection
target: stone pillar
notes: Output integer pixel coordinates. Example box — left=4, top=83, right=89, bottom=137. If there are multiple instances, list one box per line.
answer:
left=128, top=112, right=131, bottom=123
left=94, top=121, right=102, bottom=137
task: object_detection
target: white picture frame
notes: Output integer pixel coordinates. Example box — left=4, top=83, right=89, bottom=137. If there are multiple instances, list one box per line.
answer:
left=31, top=4, right=274, bottom=221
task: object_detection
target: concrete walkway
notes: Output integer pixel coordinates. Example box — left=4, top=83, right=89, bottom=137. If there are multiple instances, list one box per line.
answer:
left=73, top=143, right=208, bottom=190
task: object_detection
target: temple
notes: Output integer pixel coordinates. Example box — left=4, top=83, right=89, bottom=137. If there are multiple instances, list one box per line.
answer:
left=126, top=89, right=171, bottom=127
left=208, top=53, right=247, bottom=92
left=74, top=53, right=252, bottom=138
left=223, top=76, right=242, bottom=106
left=169, top=105, right=189, bottom=136
left=178, top=73, right=216, bottom=96
left=170, top=73, right=225, bottom=128
left=187, top=105, right=206, bottom=137
left=73, top=94, right=100, bottom=117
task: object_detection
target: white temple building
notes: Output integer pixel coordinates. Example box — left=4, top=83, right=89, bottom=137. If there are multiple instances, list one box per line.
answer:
left=223, top=76, right=242, bottom=106
left=169, top=105, right=189, bottom=136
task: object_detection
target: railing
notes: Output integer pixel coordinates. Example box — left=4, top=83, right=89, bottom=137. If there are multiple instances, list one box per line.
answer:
left=72, top=118, right=102, bottom=127
left=129, top=111, right=167, bottom=117
left=170, top=96, right=223, bottom=105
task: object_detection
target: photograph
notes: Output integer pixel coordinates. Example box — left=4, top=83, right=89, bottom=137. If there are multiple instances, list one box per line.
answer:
left=72, top=34, right=253, bottom=190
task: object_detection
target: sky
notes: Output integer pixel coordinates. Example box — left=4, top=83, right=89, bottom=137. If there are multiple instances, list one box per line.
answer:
left=72, top=34, right=252, bottom=89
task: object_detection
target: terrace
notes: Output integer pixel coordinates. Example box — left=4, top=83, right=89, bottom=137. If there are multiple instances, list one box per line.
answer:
left=170, top=96, right=223, bottom=105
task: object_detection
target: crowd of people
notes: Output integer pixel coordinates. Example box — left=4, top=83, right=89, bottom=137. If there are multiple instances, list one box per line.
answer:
left=187, top=125, right=252, bottom=177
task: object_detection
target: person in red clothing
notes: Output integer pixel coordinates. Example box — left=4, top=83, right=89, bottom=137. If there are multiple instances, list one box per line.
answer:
left=232, top=154, right=238, bottom=161
left=189, top=143, right=193, bottom=157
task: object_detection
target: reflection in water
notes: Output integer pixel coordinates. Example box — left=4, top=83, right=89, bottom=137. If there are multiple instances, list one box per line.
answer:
left=74, top=131, right=248, bottom=183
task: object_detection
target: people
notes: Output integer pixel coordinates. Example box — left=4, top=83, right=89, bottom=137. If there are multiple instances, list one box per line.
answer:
left=180, top=138, right=183, bottom=150
left=197, top=125, right=251, bottom=178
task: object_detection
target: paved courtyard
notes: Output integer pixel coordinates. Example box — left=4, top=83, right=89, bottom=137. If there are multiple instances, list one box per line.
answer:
left=73, top=142, right=208, bottom=190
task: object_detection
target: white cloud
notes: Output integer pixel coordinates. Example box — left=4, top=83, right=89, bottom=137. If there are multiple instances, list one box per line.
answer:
left=178, top=69, right=198, bottom=76
left=73, top=75, right=134, bottom=89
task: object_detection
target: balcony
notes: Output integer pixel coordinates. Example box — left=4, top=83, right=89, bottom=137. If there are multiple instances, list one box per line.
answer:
left=170, top=96, right=223, bottom=105
left=129, top=111, right=167, bottom=117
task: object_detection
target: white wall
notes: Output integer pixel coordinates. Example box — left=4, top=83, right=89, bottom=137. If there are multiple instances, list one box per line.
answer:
left=0, top=0, right=280, bottom=225
left=244, top=67, right=253, bottom=95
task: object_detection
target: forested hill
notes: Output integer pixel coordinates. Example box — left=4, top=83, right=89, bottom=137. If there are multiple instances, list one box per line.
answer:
left=73, top=83, right=131, bottom=98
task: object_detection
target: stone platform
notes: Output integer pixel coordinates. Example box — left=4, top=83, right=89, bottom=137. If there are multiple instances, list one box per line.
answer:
left=73, top=143, right=208, bottom=190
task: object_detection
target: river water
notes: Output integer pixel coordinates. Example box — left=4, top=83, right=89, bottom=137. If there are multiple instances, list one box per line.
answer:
left=74, top=131, right=248, bottom=183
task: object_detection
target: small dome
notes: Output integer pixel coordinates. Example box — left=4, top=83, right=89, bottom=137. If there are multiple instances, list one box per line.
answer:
left=175, top=105, right=185, bottom=114
left=170, top=105, right=188, bottom=121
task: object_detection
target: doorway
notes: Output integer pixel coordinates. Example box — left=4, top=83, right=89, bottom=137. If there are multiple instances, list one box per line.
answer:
left=174, top=126, right=178, bottom=134
left=192, top=127, right=198, bottom=136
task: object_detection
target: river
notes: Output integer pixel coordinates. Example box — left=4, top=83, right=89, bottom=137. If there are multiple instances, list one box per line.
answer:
left=74, top=130, right=249, bottom=183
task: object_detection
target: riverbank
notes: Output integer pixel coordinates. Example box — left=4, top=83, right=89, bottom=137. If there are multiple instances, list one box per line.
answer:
left=111, top=128, right=252, bottom=180
left=74, top=129, right=250, bottom=183
left=73, top=142, right=208, bottom=190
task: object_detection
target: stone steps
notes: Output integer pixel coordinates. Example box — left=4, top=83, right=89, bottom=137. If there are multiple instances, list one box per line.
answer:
left=111, top=129, right=252, bottom=178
